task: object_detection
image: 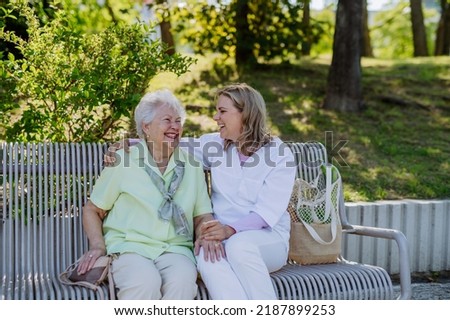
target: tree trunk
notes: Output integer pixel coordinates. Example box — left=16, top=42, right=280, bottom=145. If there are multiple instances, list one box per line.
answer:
left=410, top=0, right=429, bottom=56
left=104, top=0, right=118, bottom=23
left=155, top=0, right=175, bottom=55
left=159, top=21, right=175, bottom=55
left=302, top=0, right=311, bottom=56
left=361, top=0, right=373, bottom=57
left=434, top=0, right=450, bottom=55
left=323, top=0, right=363, bottom=112
left=235, top=0, right=257, bottom=68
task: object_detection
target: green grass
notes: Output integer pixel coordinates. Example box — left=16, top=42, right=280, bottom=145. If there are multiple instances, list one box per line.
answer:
left=149, top=54, right=450, bottom=202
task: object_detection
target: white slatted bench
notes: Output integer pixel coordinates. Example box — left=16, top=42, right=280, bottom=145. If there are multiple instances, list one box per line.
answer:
left=0, top=141, right=412, bottom=300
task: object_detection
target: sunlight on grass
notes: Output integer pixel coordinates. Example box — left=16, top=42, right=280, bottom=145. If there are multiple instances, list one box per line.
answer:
left=289, top=118, right=315, bottom=135
left=361, top=57, right=396, bottom=67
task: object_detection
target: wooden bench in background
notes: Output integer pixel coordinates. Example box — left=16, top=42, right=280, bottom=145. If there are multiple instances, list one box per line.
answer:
left=0, top=142, right=412, bottom=300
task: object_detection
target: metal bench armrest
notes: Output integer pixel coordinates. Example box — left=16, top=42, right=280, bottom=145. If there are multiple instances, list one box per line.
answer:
left=343, top=223, right=412, bottom=299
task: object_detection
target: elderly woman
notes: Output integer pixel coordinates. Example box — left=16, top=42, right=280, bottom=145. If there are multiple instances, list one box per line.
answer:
left=76, top=89, right=215, bottom=300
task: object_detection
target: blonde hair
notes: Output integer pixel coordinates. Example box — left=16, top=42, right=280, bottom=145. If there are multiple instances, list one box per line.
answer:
left=216, top=83, right=271, bottom=155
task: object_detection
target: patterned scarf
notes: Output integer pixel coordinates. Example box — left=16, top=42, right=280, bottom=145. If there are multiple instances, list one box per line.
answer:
left=142, top=158, right=192, bottom=239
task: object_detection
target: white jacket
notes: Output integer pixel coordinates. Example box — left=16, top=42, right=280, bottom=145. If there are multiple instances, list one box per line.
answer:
left=180, top=133, right=296, bottom=245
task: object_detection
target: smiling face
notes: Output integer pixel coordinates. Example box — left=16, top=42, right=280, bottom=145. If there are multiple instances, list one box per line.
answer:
left=213, top=95, right=243, bottom=142
left=143, top=104, right=183, bottom=151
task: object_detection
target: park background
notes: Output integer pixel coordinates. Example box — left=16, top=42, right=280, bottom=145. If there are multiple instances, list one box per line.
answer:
left=1, top=0, right=449, bottom=203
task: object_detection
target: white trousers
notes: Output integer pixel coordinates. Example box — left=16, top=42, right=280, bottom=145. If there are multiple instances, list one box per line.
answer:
left=197, top=229, right=288, bottom=300
left=111, top=252, right=198, bottom=300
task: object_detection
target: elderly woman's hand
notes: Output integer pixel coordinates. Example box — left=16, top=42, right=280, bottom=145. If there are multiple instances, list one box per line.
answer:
left=78, top=200, right=108, bottom=274
left=200, top=220, right=236, bottom=242
left=194, top=238, right=225, bottom=263
left=76, top=247, right=106, bottom=275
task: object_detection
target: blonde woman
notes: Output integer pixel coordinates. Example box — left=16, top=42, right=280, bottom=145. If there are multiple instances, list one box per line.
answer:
left=191, top=83, right=296, bottom=299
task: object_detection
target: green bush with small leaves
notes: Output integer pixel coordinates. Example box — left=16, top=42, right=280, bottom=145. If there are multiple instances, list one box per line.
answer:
left=0, top=1, right=195, bottom=142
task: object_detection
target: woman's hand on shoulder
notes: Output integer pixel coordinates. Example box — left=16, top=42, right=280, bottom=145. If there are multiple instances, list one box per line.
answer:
left=104, top=138, right=134, bottom=166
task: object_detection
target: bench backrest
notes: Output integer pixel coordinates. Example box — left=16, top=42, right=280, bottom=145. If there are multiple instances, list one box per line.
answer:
left=1, top=142, right=106, bottom=299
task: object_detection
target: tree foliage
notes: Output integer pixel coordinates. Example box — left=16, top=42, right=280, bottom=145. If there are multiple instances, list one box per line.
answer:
left=172, top=0, right=327, bottom=65
left=371, top=0, right=439, bottom=58
left=0, top=0, right=58, bottom=59
left=0, top=1, right=195, bottom=142
left=61, top=0, right=141, bottom=32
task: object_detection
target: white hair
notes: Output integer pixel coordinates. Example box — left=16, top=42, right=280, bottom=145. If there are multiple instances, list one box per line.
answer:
left=134, top=89, right=186, bottom=138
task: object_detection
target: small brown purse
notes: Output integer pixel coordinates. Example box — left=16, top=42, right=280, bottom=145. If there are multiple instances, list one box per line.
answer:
left=59, top=255, right=115, bottom=299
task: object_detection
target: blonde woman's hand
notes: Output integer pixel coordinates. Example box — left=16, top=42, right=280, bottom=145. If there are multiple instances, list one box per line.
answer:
left=200, top=220, right=236, bottom=242
left=103, top=138, right=130, bottom=167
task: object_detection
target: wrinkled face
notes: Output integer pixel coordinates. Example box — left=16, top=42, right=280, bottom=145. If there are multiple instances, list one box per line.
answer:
left=213, top=95, right=243, bottom=142
left=143, top=105, right=183, bottom=151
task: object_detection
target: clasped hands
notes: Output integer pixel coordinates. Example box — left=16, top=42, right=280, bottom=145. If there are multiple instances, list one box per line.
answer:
left=194, top=220, right=236, bottom=263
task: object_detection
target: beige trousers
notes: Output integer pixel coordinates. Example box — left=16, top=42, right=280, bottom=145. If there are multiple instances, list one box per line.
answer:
left=111, top=252, right=198, bottom=300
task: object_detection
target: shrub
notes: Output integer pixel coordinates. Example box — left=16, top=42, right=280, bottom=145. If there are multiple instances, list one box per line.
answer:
left=0, top=1, right=195, bottom=142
